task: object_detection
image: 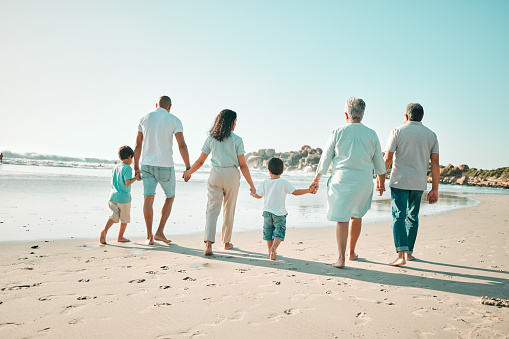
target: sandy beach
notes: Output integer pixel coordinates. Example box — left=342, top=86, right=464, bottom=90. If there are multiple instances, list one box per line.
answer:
left=1, top=194, right=508, bottom=338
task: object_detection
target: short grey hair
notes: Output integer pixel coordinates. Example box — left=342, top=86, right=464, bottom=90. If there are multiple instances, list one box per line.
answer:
left=405, top=103, right=424, bottom=121
left=345, top=97, right=366, bottom=121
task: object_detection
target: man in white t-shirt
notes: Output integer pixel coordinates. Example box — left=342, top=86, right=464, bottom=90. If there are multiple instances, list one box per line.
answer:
left=134, top=95, right=191, bottom=245
left=251, top=158, right=313, bottom=260
left=378, top=103, right=439, bottom=266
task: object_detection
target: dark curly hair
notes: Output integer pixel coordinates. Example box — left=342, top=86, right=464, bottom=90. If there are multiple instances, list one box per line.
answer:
left=209, top=109, right=237, bottom=142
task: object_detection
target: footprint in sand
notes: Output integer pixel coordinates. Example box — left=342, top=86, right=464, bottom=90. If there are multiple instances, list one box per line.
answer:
left=78, top=279, right=90, bottom=283
left=160, top=266, right=169, bottom=270
left=154, top=302, right=172, bottom=307
left=177, top=270, right=187, bottom=273
left=183, top=277, right=196, bottom=281
left=128, top=279, right=146, bottom=283
left=354, top=312, right=372, bottom=326
left=145, top=271, right=157, bottom=275
left=77, top=296, right=97, bottom=300
left=159, top=285, right=172, bottom=289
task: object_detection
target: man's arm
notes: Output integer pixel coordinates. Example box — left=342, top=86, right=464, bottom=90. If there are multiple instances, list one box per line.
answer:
left=427, top=153, right=439, bottom=204
left=175, top=132, right=191, bottom=169
left=134, top=132, right=143, bottom=177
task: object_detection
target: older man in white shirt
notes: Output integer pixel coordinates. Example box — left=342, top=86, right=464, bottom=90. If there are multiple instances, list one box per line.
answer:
left=134, top=96, right=191, bottom=245
left=380, top=103, right=439, bottom=266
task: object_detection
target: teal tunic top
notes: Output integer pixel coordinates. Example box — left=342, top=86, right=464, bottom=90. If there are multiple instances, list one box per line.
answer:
left=316, top=123, right=386, bottom=222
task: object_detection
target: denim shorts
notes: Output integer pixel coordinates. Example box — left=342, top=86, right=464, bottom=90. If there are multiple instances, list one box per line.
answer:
left=141, top=165, right=176, bottom=198
left=262, top=211, right=287, bottom=241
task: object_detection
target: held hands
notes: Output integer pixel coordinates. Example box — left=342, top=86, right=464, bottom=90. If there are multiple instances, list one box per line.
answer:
left=134, top=169, right=142, bottom=181
left=308, top=181, right=319, bottom=194
left=427, top=190, right=439, bottom=204
left=375, top=176, right=385, bottom=196
left=183, top=170, right=191, bottom=182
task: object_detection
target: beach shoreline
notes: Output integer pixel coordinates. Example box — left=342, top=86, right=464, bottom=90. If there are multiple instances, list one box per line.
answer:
left=1, top=195, right=508, bottom=338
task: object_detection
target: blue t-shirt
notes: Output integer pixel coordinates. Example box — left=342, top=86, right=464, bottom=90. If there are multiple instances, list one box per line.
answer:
left=109, top=164, right=133, bottom=203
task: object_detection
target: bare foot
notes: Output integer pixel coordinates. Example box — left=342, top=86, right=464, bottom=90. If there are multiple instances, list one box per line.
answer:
left=332, top=257, right=346, bottom=268
left=332, top=260, right=345, bottom=268
left=117, top=237, right=130, bottom=242
left=389, top=258, right=406, bottom=266
left=224, top=242, right=234, bottom=250
left=145, top=238, right=154, bottom=245
left=100, top=230, right=107, bottom=244
left=204, top=244, right=213, bottom=256
left=154, top=234, right=171, bottom=244
left=269, top=247, right=277, bottom=261
left=349, top=253, right=358, bottom=260
left=406, top=254, right=415, bottom=261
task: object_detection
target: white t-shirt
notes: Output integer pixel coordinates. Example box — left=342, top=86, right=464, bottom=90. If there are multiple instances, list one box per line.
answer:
left=138, top=107, right=184, bottom=167
left=385, top=121, right=439, bottom=191
left=256, top=178, right=296, bottom=216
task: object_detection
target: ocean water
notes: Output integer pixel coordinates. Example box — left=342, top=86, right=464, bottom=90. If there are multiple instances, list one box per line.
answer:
left=0, top=162, right=507, bottom=242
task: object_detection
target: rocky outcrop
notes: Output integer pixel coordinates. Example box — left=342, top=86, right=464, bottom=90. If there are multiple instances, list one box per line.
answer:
left=245, top=145, right=323, bottom=172
left=428, top=164, right=509, bottom=189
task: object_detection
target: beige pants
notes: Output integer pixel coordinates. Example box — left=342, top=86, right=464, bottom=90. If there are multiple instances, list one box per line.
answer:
left=204, top=166, right=240, bottom=244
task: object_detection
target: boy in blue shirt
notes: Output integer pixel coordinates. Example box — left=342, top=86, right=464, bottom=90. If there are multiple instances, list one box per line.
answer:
left=251, top=158, right=313, bottom=260
left=100, top=146, right=140, bottom=244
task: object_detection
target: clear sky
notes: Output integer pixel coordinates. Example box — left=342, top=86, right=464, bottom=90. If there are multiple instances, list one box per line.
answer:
left=1, top=0, right=508, bottom=169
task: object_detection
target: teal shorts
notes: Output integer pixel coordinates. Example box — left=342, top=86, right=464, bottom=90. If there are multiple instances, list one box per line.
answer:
left=262, top=211, right=287, bottom=241
left=141, top=165, right=176, bottom=198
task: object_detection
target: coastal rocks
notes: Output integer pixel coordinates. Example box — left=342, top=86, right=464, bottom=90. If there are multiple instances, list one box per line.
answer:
left=432, top=164, right=509, bottom=189
left=245, top=146, right=323, bottom=172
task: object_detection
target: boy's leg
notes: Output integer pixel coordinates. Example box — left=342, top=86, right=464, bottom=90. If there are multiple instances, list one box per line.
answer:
left=118, top=223, right=130, bottom=242
left=263, top=212, right=275, bottom=257
left=117, top=203, right=131, bottom=242
left=348, top=217, right=362, bottom=260
left=100, top=219, right=116, bottom=244
left=270, top=215, right=287, bottom=260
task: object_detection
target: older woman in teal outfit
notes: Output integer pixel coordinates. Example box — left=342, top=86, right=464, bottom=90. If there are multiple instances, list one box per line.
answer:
left=311, top=98, right=386, bottom=268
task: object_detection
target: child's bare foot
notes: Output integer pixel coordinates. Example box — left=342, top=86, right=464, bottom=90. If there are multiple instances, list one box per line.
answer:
left=100, top=231, right=107, bottom=244
left=269, top=247, right=277, bottom=261
left=348, top=252, right=358, bottom=260
left=154, top=233, right=171, bottom=244
left=224, top=242, right=234, bottom=250
left=117, top=237, right=130, bottom=242
left=145, top=237, right=154, bottom=245
left=332, top=257, right=346, bottom=268
left=389, top=258, right=406, bottom=266
left=406, top=254, right=415, bottom=261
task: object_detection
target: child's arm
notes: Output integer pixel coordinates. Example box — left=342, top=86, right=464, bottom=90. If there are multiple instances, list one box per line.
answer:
left=125, top=173, right=140, bottom=186
left=251, top=191, right=262, bottom=199
left=292, top=188, right=312, bottom=196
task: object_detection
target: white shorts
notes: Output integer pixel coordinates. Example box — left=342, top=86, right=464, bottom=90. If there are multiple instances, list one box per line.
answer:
left=108, top=201, right=131, bottom=223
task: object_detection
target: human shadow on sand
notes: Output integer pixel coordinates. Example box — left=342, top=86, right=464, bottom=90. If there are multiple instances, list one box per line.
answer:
left=104, top=241, right=509, bottom=298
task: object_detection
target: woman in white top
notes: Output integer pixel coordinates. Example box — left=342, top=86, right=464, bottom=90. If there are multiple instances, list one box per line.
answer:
left=311, top=98, right=386, bottom=268
left=184, top=109, right=256, bottom=256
